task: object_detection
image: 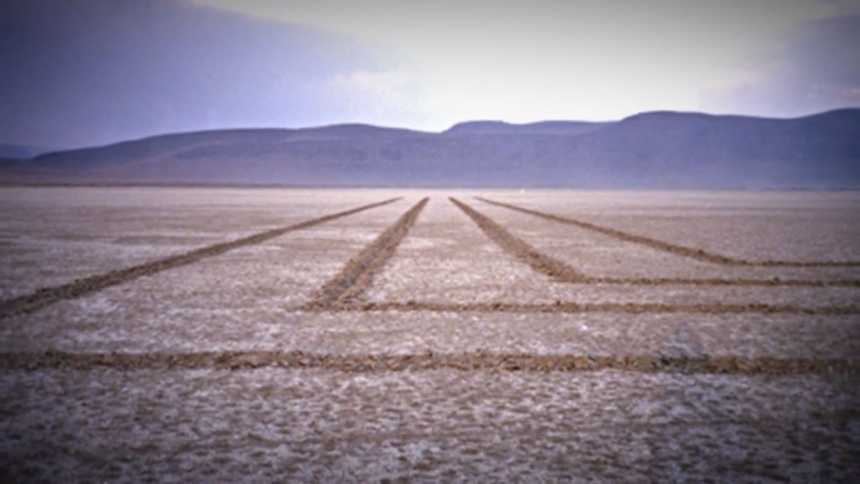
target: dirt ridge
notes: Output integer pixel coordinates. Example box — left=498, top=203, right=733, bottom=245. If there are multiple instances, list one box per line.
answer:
left=477, top=197, right=860, bottom=267
left=0, top=197, right=402, bottom=319
left=458, top=198, right=860, bottom=287
left=330, top=301, right=860, bottom=315
left=1, top=350, right=857, bottom=375
left=586, top=276, right=860, bottom=288
left=305, top=197, right=429, bottom=308
left=450, top=197, right=587, bottom=281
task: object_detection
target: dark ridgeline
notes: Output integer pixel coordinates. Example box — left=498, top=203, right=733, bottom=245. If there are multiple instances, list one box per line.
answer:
left=2, top=109, right=859, bottom=188
left=0, top=143, right=54, bottom=160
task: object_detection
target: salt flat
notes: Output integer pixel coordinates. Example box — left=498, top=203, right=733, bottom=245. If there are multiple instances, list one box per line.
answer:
left=483, top=190, right=860, bottom=261
left=1, top=369, right=857, bottom=482
left=0, top=187, right=405, bottom=299
left=1, top=187, right=858, bottom=482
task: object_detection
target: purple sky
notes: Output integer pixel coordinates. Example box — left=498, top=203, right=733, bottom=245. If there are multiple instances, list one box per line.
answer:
left=2, top=0, right=859, bottom=148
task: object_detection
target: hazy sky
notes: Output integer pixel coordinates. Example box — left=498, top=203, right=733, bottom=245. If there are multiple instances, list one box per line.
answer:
left=2, top=0, right=859, bottom=148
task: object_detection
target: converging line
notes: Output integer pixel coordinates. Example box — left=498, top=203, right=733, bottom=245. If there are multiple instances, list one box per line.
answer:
left=304, top=197, right=429, bottom=309
left=0, top=197, right=402, bottom=319
left=477, top=197, right=860, bottom=267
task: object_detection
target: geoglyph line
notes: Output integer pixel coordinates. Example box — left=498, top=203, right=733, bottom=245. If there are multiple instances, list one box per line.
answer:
left=0, top=197, right=402, bottom=319
left=452, top=197, right=860, bottom=288
left=304, top=197, right=429, bottom=308
left=315, top=301, right=860, bottom=315
left=584, top=276, right=860, bottom=288
left=1, top=350, right=856, bottom=375
left=477, top=197, right=860, bottom=267
left=450, top=197, right=588, bottom=281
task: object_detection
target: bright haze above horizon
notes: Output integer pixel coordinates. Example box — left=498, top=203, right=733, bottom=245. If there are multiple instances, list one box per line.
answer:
left=2, top=0, right=860, bottom=149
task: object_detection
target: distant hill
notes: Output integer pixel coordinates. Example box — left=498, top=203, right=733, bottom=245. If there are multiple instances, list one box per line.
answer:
left=445, top=120, right=610, bottom=136
left=2, top=109, right=859, bottom=188
left=0, top=143, right=54, bottom=160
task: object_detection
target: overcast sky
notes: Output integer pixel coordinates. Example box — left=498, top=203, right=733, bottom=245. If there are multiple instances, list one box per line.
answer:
left=2, top=0, right=859, bottom=148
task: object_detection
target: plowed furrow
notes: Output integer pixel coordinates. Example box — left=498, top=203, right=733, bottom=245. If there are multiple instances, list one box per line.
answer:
left=450, top=197, right=587, bottom=281
left=304, top=197, right=429, bottom=308
left=328, top=301, right=860, bottom=315
left=1, top=351, right=857, bottom=375
left=585, top=276, right=860, bottom=288
left=460, top=198, right=860, bottom=287
left=477, top=197, right=860, bottom=267
left=0, top=197, right=401, bottom=319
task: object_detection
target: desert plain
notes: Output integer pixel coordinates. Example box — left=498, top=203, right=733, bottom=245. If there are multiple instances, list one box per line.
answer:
left=0, top=186, right=859, bottom=482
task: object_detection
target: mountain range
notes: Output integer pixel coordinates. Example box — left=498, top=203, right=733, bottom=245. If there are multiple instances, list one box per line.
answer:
left=0, top=143, right=55, bottom=160
left=2, top=109, right=859, bottom=188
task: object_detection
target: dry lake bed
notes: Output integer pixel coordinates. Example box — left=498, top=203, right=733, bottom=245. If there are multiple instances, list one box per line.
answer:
left=1, top=187, right=859, bottom=482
